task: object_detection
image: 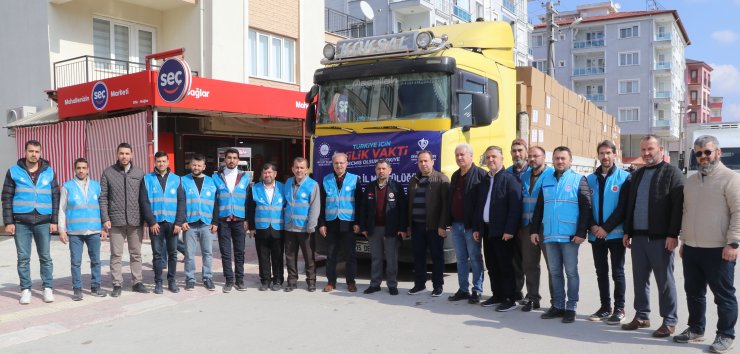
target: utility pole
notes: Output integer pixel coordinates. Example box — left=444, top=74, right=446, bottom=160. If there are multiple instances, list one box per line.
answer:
left=543, top=1, right=559, bottom=77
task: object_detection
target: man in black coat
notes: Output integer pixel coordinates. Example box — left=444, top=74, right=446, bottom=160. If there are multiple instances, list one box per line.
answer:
left=360, top=159, right=407, bottom=295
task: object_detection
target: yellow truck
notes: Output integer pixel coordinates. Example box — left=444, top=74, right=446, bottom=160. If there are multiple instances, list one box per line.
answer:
left=305, top=21, right=614, bottom=263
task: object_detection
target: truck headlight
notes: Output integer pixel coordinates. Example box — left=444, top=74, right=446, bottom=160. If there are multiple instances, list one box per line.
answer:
left=416, top=31, right=434, bottom=49
left=323, top=44, right=336, bottom=60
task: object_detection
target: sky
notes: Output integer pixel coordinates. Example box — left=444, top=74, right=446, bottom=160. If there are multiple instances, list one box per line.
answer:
left=528, top=0, right=740, bottom=122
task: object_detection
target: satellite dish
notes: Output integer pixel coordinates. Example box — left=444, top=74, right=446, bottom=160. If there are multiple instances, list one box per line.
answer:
left=360, top=1, right=375, bottom=21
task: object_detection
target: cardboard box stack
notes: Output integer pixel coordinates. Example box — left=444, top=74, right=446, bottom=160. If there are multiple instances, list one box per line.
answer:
left=515, top=67, right=620, bottom=158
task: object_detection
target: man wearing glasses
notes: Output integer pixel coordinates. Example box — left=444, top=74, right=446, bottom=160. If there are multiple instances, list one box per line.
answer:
left=674, top=135, right=740, bottom=354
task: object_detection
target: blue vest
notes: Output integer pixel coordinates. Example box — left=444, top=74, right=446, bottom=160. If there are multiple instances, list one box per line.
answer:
left=284, top=177, right=317, bottom=228
left=213, top=172, right=249, bottom=219
left=252, top=181, right=285, bottom=230
left=323, top=173, right=357, bottom=222
left=182, top=174, right=217, bottom=225
left=63, top=179, right=102, bottom=232
left=144, top=172, right=180, bottom=223
left=10, top=164, right=54, bottom=215
left=541, top=169, right=582, bottom=243
left=506, top=164, right=530, bottom=182
left=587, top=168, right=629, bottom=241
left=521, top=166, right=554, bottom=227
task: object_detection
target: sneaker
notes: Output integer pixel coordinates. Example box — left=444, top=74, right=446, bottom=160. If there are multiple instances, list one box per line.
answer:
left=588, top=306, right=612, bottom=321
left=389, top=287, right=399, bottom=295
left=111, top=285, right=122, bottom=298
left=521, top=299, right=540, bottom=312
left=43, top=287, right=55, bottom=303
left=234, top=282, right=247, bottom=292
left=72, top=288, right=83, bottom=301
left=223, top=282, right=233, bottom=293
left=541, top=307, right=566, bottom=319
left=91, top=287, right=107, bottom=297
left=496, top=301, right=519, bottom=312
left=19, top=289, right=32, bottom=305
left=468, top=291, right=481, bottom=304
left=710, top=335, right=735, bottom=353
left=364, top=286, right=381, bottom=294
left=132, top=282, right=150, bottom=294
left=271, top=283, right=282, bottom=291
left=673, top=328, right=705, bottom=343
left=407, top=285, right=427, bottom=295
left=448, top=290, right=470, bottom=302
left=259, top=282, right=269, bottom=291
left=481, top=297, right=501, bottom=307
left=168, top=280, right=180, bottom=293
left=204, top=279, right=215, bottom=291
left=154, top=282, right=164, bottom=295
left=430, top=288, right=443, bottom=297
left=284, top=284, right=295, bottom=292
left=562, top=310, right=576, bottom=323
left=185, top=282, right=195, bottom=291
left=307, top=284, right=316, bottom=292
left=606, top=308, right=626, bottom=325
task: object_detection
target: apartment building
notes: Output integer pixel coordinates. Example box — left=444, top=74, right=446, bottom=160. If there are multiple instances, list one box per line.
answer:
left=529, top=1, right=690, bottom=161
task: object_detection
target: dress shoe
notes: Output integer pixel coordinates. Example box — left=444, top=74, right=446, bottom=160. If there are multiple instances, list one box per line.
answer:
left=621, top=317, right=651, bottom=330
left=259, top=282, right=269, bottom=291
left=364, top=286, right=381, bottom=294
left=284, top=284, right=295, bottom=292
left=652, top=324, right=676, bottom=338
left=521, top=299, right=540, bottom=312
left=168, top=280, right=180, bottom=293
left=91, top=287, right=107, bottom=297
left=562, top=310, right=576, bottom=323
left=111, top=285, right=122, bottom=297
left=468, top=292, right=481, bottom=304
left=347, top=283, right=357, bottom=293
left=271, top=283, right=282, bottom=291
left=308, top=284, right=317, bottom=292
left=132, top=282, right=150, bottom=294
left=323, top=284, right=335, bottom=292
left=389, top=287, right=399, bottom=295
left=154, top=282, right=164, bottom=294
left=72, top=288, right=83, bottom=301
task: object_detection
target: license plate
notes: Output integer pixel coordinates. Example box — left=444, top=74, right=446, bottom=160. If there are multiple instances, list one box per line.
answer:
left=356, top=241, right=370, bottom=253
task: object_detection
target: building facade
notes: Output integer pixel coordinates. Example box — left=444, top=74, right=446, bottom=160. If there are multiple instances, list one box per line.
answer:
left=709, top=96, right=723, bottom=122
left=685, top=59, right=713, bottom=125
left=530, top=1, right=690, bottom=161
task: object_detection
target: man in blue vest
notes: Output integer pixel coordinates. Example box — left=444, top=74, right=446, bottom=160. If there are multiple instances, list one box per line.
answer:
left=506, top=138, right=531, bottom=304
left=319, top=152, right=361, bottom=293
left=247, top=163, right=286, bottom=291
left=212, top=148, right=250, bottom=293
left=586, top=140, right=630, bottom=325
left=284, top=157, right=321, bottom=292
left=140, top=151, right=186, bottom=294
left=517, top=146, right=554, bottom=312
left=2, top=140, right=60, bottom=305
left=181, top=154, right=219, bottom=291
left=58, top=158, right=108, bottom=301
left=530, top=146, right=592, bottom=324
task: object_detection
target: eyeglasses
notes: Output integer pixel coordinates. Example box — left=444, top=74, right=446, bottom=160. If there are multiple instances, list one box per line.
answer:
left=695, top=149, right=715, bottom=158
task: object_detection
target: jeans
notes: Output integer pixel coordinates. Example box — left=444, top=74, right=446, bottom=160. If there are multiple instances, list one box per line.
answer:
left=412, top=222, right=445, bottom=289
left=591, top=239, right=626, bottom=309
left=544, top=241, right=580, bottom=311
left=151, top=221, right=178, bottom=283
left=451, top=222, right=483, bottom=294
left=631, top=235, right=678, bottom=326
left=69, top=233, right=102, bottom=289
left=14, top=222, right=53, bottom=289
left=184, top=223, right=214, bottom=283
left=683, top=245, right=737, bottom=338
left=217, top=219, right=246, bottom=283
left=163, top=238, right=187, bottom=265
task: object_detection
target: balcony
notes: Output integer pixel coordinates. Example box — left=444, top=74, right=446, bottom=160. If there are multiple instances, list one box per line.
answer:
left=573, top=67, right=605, bottom=76
left=654, top=61, right=671, bottom=70
left=434, top=0, right=451, bottom=15
left=655, top=32, right=671, bottom=40
left=53, top=55, right=198, bottom=89
left=573, top=39, right=605, bottom=49
left=586, top=94, right=605, bottom=102
left=503, top=0, right=516, bottom=14
left=453, top=5, right=471, bottom=22
left=654, top=91, right=671, bottom=99
left=326, top=8, right=368, bottom=38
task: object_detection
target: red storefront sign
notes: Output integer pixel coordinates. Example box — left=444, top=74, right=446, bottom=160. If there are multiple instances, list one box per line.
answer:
left=58, top=71, right=152, bottom=118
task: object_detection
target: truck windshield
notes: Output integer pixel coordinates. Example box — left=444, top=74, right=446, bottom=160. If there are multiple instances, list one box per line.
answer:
left=690, top=147, right=740, bottom=171
left=318, top=73, right=450, bottom=123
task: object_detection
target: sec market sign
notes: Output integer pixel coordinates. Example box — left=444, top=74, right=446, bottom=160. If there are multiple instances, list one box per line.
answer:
left=158, top=58, right=192, bottom=103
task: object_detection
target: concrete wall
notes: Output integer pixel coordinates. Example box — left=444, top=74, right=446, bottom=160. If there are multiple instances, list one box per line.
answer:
left=206, top=0, right=247, bottom=82
left=300, top=0, right=326, bottom=92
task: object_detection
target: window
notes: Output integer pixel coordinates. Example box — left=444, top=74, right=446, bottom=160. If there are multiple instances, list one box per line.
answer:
left=618, top=79, right=639, bottom=94
left=619, top=25, right=639, bottom=38
left=619, top=52, right=639, bottom=66
left=689, top=111, right=697, bottom=123
left=532, top=34, right=543, bottom=47
left=558, top=60, right=565, bottom=67
left=559, top=33, right=565, bottom=41
left=93, top=17, right=155, bottom=65
left=711, top=108, right=722, bottom=117
left=618, top=107, right=639, bottom=122
left=690, top=70, right=697, bottom=82
left=248, top=29, right=295, bottom=83
left=690, top=90, right=698, bottom=104
left=476, top=2, right=484, bottom=19
left=531, top=60, right=546, bottom=72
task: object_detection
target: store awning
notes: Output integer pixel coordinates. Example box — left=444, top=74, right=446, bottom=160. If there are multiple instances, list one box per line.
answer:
left=5, top=106, right=60, bottom=128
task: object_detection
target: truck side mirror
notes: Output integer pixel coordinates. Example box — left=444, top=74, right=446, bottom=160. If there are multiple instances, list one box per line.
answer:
left=471, top=92, right=492, bottom=127
left=306, top=102, right=317, bottom=134
left=305, top=85, right=319, bottom=103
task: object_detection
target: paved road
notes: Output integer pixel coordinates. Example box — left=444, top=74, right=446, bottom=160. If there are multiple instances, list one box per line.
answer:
left=0, top=235, right=733, bottom=353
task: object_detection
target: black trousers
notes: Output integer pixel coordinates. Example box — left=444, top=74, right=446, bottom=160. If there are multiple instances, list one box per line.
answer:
left=683, top=245, right=737, bottom=338
left=254, top=227, right=284, bottom=284
left=325, top=221, right=357, bottom=285
left=284, top=231, right=316, bottom=286
left=483, top=225, right=516, bottom=302
left=217, top=219, right=246, bottom=284
left=591, top=239, right=626, bottom=309
left=412, top=222, right=444, bottom=289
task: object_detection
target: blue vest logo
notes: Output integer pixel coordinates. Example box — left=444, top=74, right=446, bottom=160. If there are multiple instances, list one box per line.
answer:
left=158, top=58, right=192, bottom=103
left=91, top=81, right=108, bottom=110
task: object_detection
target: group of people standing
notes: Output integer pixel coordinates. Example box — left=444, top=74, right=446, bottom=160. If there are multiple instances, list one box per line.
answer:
left=2, top=134, right=738, bottom=354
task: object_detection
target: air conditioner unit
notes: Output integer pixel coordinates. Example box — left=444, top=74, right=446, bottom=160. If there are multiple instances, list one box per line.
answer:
left=6, top=106, right=36, bottom=125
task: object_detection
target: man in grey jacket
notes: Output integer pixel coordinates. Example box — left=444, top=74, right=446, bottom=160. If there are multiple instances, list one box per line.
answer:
left=99, top=142, right=149, bottom=297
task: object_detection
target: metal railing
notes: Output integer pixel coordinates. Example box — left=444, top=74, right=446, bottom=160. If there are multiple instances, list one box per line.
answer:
left=53, top=55, right=198, bottom=89
left=573, top=39, right=605, bottom=49
left=653, top=119, right=671, bottom=127
left=655, top=91, right=671, bottom=98
left=655, top=61, right=671, bottom=70
left=655, top=32, right=671, bottom=40
left=573, top=67, right=605, bottom=76
left=453, top=5, right=471, bottom=22
left=585, top=94, right=605, bottom=101
left=326, top=8, right=368, bottom=39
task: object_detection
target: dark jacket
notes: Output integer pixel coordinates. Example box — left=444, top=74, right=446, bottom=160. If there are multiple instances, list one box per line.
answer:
left=100, top=162, right=145, bottom=227
left=359, top=178, right=407, bottom=237
left=139, top=169, right=186, bottom=227
left=2, top=158, right=60, bottom=225
left=588, top=164, right=631, bottom=234
left=408, top=170, right=450, bottom=231
left=624, top=161, right=685, bottom=239
left=473, top=169, right=522, bottom=237
left=449, top=164, right=487, bottom=229
left=530, top=169, right=592, bottom=239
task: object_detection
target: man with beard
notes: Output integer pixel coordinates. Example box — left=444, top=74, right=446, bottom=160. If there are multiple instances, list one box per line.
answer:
left=507, top=139, right=530, bottom=303
left=674, top=135, right=740, bottom=354
left=622, top=135, right=685, bottom=337
left=586, top=140, right=630, bottom=325
left=247, top=163, right=286, bottom=291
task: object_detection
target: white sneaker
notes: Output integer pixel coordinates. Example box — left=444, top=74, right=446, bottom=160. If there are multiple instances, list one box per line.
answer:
left=19, top=289, right=32, bottom=305
left=43, top=288, right=55, bottom=303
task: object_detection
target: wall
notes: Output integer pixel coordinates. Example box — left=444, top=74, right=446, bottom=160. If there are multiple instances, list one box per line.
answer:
left=206, top=0, right=247, bottom=82
left=249, top=0, right=301, bottom=90
left=300, top=0, right=326, bottom=92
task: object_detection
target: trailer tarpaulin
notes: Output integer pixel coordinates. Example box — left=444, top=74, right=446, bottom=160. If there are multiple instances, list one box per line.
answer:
left=86, top=112, right=150, bottom=180
left=15, top=120, right=85, bottom=182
